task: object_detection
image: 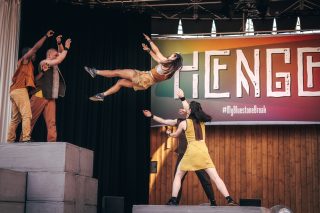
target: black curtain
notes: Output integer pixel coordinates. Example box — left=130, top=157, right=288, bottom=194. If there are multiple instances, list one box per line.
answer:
left=20, top=0, right=151, bottom=212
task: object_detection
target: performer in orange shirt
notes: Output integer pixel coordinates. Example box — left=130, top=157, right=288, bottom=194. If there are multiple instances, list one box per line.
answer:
left=7, top=30, right=54, bottom=142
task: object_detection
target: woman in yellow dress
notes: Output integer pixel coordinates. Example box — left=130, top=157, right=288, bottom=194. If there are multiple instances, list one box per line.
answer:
left=166, top=101, right=237, bottom=206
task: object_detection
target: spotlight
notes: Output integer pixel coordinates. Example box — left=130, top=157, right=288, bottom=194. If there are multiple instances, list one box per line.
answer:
left=270, top=205, right=293, bottom=213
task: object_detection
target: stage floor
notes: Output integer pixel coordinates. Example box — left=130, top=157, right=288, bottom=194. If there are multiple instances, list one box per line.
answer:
left=133, top=205, right=270, bottom=213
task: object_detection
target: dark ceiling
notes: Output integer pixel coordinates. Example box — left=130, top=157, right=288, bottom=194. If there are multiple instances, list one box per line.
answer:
left=61, top=0, right=320, bottom=20
left=56, top=0, right=320, bottom=34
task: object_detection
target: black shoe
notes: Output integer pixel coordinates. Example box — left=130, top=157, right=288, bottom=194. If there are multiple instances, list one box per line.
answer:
left=89, top=93, right=104, bottom=102
left=210, top=200, right=217, bottom=206
left=84, top=66, right=97, bottom=78
left=166, top=197, right=178, bottom=206
left=227, top=200, right=239, bottom=206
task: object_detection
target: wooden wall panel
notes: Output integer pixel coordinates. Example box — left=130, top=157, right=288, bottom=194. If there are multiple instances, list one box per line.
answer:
left=148, top=125, right=320, bottom=213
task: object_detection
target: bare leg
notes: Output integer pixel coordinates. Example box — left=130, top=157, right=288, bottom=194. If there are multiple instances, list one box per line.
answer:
left=102, top=79, right=133, bottom=97
left=97, top=69, right=136, bottom=81
left=205, top=167, right=230, bottom=197
left=172, top=166, right=187, bottom=197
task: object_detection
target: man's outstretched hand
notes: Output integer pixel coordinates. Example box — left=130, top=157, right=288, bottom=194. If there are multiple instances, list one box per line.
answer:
left=46, top=30, right=54, bottom=37
left=142, top=110, right=152, bottom=117
left=65, top=38, right=72, bottom=49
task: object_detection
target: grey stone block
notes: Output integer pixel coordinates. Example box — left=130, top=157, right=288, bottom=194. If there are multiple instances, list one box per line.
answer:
left=0, top=169, right=26, bottom=202
left=26, top=201, right=74, bottom=213
left=79, top=147, right=94, bottom=177
left=27, top=172, right=76, bottom=202
left=0, top=202, right=25, bottom=213
left=0, top=142, right=80, bottom=174
left=75, top=175, right=98, bottom=213
left=84, top=205, right=97, bottom=213
left=84, top=177, right=98, bottom=205
left=132, top=205, right=270, bottom=213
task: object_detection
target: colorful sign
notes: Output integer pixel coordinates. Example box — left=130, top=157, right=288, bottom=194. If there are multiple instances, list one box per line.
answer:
left=151, top=34, right=320, bottom=125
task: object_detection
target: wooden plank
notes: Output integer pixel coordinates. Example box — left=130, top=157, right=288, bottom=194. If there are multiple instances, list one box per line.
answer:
left=294, top=127, right=302, bottom=213
left=224, top=126, right=231, bottom=200
left=267, top=127, right=274, bottom=207
left=219, top=126, right=226, bottom=203
left=283, top=126, right=291, bottom=208
left=251, top=127, right=257, bottom=198
left=273, top=127, right=279, bottom=206
left=245, top=126, right=252, bottom=199
left=204, top=126, right=212, bottom=202
left=300, top=127, right=308, bottom=213
left=155, top=128, right=162, bottom=204
left=149, top=128, right=157, bottom=204
left=312, top=126, right=319, bottom=213
left=240, top=127, right=247, bottom=200
left=255, top=126, right=263, bottom=200
left=277, top=127, right=285, bottom=205
left=229, top=126, right=236, bottom=200
left=261, top=126, right=268, bottom=207
left=187, top=169, right=193, bottom=204
left=213, top=126, right=221, bottom=204
left=166, top=136, right=173, bottom=204
left=172, top=139, right=178, bottom=203
left=289, top=126, right=296, bottom=211
left=235, top=127, right=241, bottom=204
left=160, top=129, right=167, bottom=204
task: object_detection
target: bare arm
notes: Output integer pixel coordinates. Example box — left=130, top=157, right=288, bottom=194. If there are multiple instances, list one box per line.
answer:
left=167, top=121, right=186, bottom=138
left=43, top=51, right=68, bottom=66
left=142, top=110, right=177, bottom=126
left=143, top=33, right=167, bottom=61
left=21, top=30, right=54, bottom=61
left=154, top=116, right=177, bottom=126
left=142, top=43, right=161, bottom=63
left=177, top=88, right=190, bottom=112
left=43, top=38, right=71, bottom=66
left=56, top=35, right=64, bottom=53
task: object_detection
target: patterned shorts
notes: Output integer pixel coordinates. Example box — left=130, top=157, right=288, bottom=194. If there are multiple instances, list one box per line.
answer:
left=132, top=70, right=156, bottom=91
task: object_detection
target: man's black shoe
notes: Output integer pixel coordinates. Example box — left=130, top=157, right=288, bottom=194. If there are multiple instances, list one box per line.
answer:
left=166, top=197, right=178, bottom=206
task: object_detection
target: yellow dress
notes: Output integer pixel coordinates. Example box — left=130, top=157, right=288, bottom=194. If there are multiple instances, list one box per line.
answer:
left=180, top=119, right=215, bottom=171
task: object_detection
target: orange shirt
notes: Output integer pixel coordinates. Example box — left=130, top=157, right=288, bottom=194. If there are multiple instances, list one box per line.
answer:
left=10, top=61, right=35, bottom=92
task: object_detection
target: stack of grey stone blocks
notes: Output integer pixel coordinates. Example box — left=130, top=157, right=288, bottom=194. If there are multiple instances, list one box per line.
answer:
left=0, top=142, right=98, bottom=213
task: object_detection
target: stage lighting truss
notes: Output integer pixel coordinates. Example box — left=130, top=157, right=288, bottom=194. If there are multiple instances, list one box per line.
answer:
left=64, top=0, right=320, bottom=21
